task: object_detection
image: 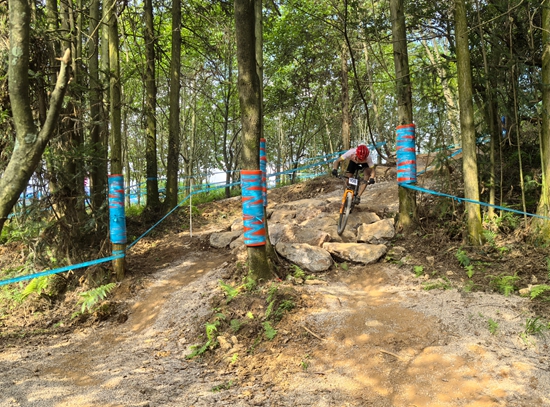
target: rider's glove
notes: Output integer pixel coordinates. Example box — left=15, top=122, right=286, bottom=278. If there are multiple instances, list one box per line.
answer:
left=331, top=169, right=338, bottom=177
left=368, top=178, right=375, bottom=185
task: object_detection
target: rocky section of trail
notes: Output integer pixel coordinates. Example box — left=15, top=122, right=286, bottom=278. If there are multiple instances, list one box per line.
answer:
left=210, top=180, right=400, bottom=272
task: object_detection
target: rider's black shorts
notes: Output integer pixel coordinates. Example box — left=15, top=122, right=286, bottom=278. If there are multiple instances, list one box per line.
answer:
left=345, top=160, right=369, bottom=174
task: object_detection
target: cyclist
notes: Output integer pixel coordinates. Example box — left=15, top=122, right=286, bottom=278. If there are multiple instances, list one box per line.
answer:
left=331, top=144, right=375, bottom=204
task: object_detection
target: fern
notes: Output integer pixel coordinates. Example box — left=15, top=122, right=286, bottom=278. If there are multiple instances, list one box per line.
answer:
left=530, top=285, right=550, bottom=300
left=262, top=321, right=277, bottom=340
left=21, top=276, right=51, bottom=300
left=455, top=248, right=470, bottom=267
left=78, top=283, right=116, bottom=313
left=218, top=280, right=239, bottom=302
left=265, top=299, right=275, bottom=319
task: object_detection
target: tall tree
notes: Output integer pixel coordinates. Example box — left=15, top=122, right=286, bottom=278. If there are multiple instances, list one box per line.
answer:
left=537, top=0, right=550, bottom=236
left=165, top=0, right=182, bottom=210
left=0, top=0, right=71, bottom=237
left=144, top=0, right=161, bottom=210
left=454, top=0, right=483, bottom=244
left=108, top=0, right=126, bottom=278
left=89, top=0, right=108, bottom=213
left=235, top=0, right=271, bottom=282
left=390, top=0, right=417, bottom=232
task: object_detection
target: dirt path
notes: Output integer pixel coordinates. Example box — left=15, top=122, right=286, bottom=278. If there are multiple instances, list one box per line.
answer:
left=2, top=249, right=549, bottom=406
left=1, top=175, right=550, bottom=406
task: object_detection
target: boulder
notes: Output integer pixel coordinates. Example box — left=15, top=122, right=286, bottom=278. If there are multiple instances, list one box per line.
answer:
left=322, top=242, right=388, bottom=265
left=357, top=218, right=395, bottom=244
left=275, top=242, right=333, bottom=272
left=210, top=230, right=243, bottom=248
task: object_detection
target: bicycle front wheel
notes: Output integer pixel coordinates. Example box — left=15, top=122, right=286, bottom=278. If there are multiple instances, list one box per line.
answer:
left=337, top=191, right=353, bottom=235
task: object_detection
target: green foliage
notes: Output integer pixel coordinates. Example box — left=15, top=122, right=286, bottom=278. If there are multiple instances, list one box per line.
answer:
left=291, top=264, right=305, bottom=279
left=230, top=319, right=244, bottom=332
left=487, top=318, right=499, bottom=335
left=482, top=229, right=496, bottom=247
left=301, top=354, right=310, bottom=371
left=523, top=317, right=548, bottom=336
left=211, top=380, right=234, bottom=392
left=186, top=316, right=223, bottom=359
left=413, top=265, right=424, bottom=277
left=422, top=279, right=452, bottom=291
left=455, top=248, right=470, bottom=267
left=465, top=265, right=475, bottom=279
left=489, top=274, right=519, bottom=296
left=21, top=276, right=51, bottom=300
left=266, top=283, right=278, bottom=303
left=529, top=285, right=550, bottom=300
left=218, top=280, right=240, bottom=303
left=265, top=299, right=275, bottom=319
left=76, top=283, right=116, bottom=314
left=125, top=205, right=145, bottom=217
left=262, top=321, right=277, bottom=340
left=242, top=275, right=256, bottom=291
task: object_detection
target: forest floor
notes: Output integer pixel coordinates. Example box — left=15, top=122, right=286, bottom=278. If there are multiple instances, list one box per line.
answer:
left=1, top=156, right=550, bottom=406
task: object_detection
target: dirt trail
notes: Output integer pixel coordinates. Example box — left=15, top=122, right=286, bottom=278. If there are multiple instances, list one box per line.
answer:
left=1, top=175, right=549, bottom=406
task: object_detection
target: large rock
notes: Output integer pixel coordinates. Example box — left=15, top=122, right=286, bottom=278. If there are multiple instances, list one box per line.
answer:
left=268, top=223, right=295, bottom=245
left=322, top=242, right=388, bottom=265
left=275, top=242, right=333, bottom=272
left=268, top=223, right=331, bottom=247
left=357, top=218, right=395, bottom=244
left=269, top=209, right=297, bottom=223
left=210, top=230, right=243, bottom=248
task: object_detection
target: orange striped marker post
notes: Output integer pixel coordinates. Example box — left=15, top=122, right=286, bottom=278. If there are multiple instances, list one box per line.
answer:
left=241, top=170, right=266, bottom=246
left=396, top=124, right=417, bottom=184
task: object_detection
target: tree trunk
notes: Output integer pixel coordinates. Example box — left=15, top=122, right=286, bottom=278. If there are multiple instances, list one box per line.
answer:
left=165, top=0, right=182, bottom=211
left=390, top=0, right=417, bottom=232
left=455, top=0, right=483, bottom=245
left=144, top=0, right=161, bottom=210
left=341, top=42, right=351, bottom=150
left=536, top=0, right=550, bottom=236
left=235, top=0, right=271, bottom=283
left=89, top=0, right=108, bottom=213
left=0, top=0, right=71, bottom=236
left=108, top=0, right=126, bottom=278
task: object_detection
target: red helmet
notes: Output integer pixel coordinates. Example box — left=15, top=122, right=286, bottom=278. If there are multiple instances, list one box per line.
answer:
left=356, top=145, right=369, bottom=161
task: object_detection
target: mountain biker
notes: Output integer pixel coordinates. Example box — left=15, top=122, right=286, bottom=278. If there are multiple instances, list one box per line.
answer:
left=331, top=144, right=375, bottom=204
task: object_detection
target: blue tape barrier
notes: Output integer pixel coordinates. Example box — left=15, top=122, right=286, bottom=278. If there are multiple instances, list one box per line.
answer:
left=402, top=183, right=550, bottom=220
left=0, top=253, right=125, bottom=287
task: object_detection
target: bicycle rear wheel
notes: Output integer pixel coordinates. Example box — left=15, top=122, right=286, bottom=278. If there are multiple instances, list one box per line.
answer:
left=337, top=191, right=353, bottom=235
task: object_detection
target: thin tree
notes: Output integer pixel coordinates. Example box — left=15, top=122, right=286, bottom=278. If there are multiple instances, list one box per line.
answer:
left=89, top=0, right=108, bottom=213
left=454, top=0, right=483, bottom=244
left=235, top=0, right=271, bottom=282
left=108, top=0, right=126, bottom=278
left=165, top=0, right=182, bottom=211
left=144, top=0, right=161, bottom=211
left=0, top=0, right=71, bottom=237
left=390, top=0, right=417, bottom=232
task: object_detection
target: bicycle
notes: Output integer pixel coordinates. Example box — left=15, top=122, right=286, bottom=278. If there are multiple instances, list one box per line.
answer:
left=336, top=169, right=369, bottom=235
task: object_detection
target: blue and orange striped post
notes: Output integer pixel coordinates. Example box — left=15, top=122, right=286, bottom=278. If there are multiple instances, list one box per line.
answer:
left=260, top=138, right=267, bottom=207
left=396, top=124, right=417, bottom=184
left=241, top=170, right=266, bottom=246
left=108, top=174, right=127, bottom=244
left=108, top=174, right=127, bottom=280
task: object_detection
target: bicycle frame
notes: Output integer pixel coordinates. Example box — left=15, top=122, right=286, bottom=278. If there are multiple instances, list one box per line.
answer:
left=337, top=169, right=365, bottom=235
